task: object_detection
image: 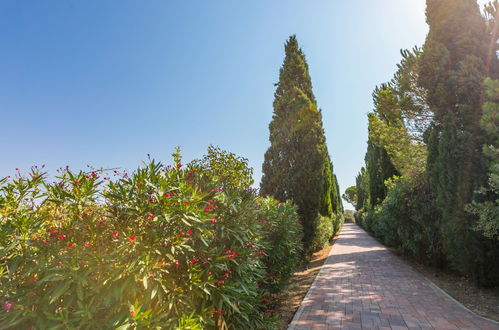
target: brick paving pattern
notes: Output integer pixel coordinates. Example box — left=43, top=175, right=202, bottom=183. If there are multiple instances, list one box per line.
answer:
left=289, top=223, right=499, bottom=330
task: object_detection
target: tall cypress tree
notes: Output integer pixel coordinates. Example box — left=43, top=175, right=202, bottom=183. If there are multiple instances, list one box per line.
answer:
left=261, top=35, right=340, bottom=251
left=419, top=0, right=489, bottom=276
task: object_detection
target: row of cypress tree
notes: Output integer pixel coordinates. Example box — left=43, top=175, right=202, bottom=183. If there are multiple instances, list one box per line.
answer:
left=351, top=0, right=499, bottom=287
left=260, top=36, right=343, bottom=253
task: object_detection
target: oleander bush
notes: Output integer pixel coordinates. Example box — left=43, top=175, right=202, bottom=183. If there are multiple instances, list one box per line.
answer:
left=0, top=149, right=303, bottom=329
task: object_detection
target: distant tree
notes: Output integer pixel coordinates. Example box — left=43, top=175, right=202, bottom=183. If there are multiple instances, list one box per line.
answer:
left=342, top=186, right=358, bottom=209
left=260, top=35, right=341, bottom=251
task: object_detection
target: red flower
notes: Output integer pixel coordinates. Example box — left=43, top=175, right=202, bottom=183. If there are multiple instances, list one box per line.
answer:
left=81, top=225, right=89, bottom=230
left=217, top=280, right=224, bottom=285
left=210, top=219, right=218, bottom=223
left=2, top=301, right=13, bottom=312
left=82, top=213, right=89, bottom=217
left=147, top=213, right=154, bottom=220
left=58, top=235, right=66, bottom=240
left=187, top=230, right=193, bottom=235
left=113, top=231, right=119, bottom=238
left=212, top=189, right=217, bottom=192
left=75, top=181, right=80, bottom=184
left=209, top=200, right=214, bottom=204
left=184, top=201, right=189, bottom=205
left=225, top=251, right=238, bottom=259
left=130, top=311, right=135, bottom=316
left=189, top=260, right=196, bottom=264
left=223, top=273, right=229, bottom=278
left=55, top=261, right=63, bottom=266
left=188, top=181, right=193, bottom=185
left=261, top=300, right=268, bottom=305
left=98, top=221, right=106, bottom=226
left=83, top=241, right=90, bottom=247
left=164, top=193, right=170, bottom=198
left=67, top=243, right=74, bottom=248
left=216, top=309, right=221, bottom=314
left=129, top=236, right=136, bottom=241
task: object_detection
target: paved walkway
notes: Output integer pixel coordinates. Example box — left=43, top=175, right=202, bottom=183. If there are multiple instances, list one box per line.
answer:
left=289, top=223, right=499, bottom=330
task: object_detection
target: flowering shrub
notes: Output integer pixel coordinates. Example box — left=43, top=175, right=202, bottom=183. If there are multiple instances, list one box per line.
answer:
left=257, top=199, right=302, bottom=294
left=0, top=149, right=303, bottom=329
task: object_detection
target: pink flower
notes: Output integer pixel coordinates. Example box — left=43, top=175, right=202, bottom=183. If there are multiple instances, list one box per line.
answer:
left=113, top=231, right=119, bottom=238
left=83, top=242, right=90, bottom=247
left=147, top=213, right=154, bottom=220
left=3, top=301, right=13, bottom=311
left=223, top=273, right=229, bottom=278
left=75, top=181, right=80, bottom=184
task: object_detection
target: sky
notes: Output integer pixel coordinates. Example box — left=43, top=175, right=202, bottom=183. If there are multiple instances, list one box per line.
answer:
left=0, top=0, right=436, bottom=209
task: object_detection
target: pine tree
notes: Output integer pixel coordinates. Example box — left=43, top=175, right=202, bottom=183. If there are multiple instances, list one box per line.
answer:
left=419, top=0, right=489, bottom=276
left=260, top=35, right=340, bottom=251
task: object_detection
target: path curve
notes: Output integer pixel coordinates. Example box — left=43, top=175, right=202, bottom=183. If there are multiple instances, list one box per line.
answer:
left=289, top=223, right=499, bottom=330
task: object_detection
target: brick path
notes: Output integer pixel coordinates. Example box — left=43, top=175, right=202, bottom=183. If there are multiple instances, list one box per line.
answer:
left=288, top=223, right=499, bottom=330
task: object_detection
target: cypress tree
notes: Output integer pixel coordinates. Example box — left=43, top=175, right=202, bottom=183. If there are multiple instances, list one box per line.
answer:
left=419, top=0, right=489, bottom=277
left=260, top=35, right=340, bottom=251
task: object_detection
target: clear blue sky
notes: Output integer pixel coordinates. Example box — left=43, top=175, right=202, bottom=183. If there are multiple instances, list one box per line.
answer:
left=1, top=0, right=433, bottom=208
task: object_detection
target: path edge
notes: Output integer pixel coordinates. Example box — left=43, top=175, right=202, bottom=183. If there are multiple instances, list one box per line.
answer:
left=287, top=227, right=343, bottom=330
left=360, top=224, right=499, bottom=326
left=426, top=278, right=499, bottom=325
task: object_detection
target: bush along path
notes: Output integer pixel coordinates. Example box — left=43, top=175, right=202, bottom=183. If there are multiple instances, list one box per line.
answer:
left=289, top=223, right=499, bottom=330
left=0, top=147, right=303, bottom=329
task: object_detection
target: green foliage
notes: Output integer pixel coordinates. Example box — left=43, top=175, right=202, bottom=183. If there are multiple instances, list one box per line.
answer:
left=190, top=145, right=254, bottom=190
left=0, top=149, right=303, bottom=329
left=354, top=167, right=369, bottom=211
left=342, top=186, right=357, bottom=209
left=369, top=86, right=427, bottom=176
left=356, top=175, right=443, bottom=266
left=257, top=199, right=303, bottom=293
left=365, top=139, right=398, bottom=208
left=419, top=0, right=491, bottom=277
left=260, top=35, right=341, bottom=252
left=355, top=0, right=499, bottom=287
left=468, top=78, right=499, bottom=240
